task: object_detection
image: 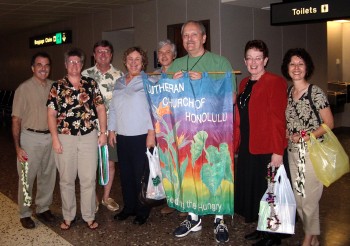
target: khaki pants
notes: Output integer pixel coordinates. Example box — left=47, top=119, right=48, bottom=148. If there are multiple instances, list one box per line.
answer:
left=17, top=129, right=56, bottom=218
left=288, top=147, right=323, bottom=235
left=55, top=130, right=98, bottom=222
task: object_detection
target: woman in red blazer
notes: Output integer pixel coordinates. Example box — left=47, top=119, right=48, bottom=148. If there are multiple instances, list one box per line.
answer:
left=234, top=40, right=288, bottom=246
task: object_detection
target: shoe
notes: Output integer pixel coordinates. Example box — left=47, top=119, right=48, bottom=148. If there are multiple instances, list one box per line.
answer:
left=20, top=217, right=35, bottom=229
left=36, top=210, right=56, bottom=222
left=114, top=210, right=136, bottom=221
left=60, top=218, right=76, bottom=230
left=173, top=215, right=202, bottom=238
left=252, top=237, right=281, bottom=246
left=86, top=220, right=98, bottom=230
left=214, top=218, right=229, bottom=243
left=102, top=198, right=119, bottom=212
left=245, top=230, right=263, bottom=240
left=161, top=206, right=175, bottom=214
left=133, top=215, right=148, bottom=225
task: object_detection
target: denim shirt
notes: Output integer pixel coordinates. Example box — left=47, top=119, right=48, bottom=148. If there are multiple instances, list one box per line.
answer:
left=108, top=74, right=153, bottom=136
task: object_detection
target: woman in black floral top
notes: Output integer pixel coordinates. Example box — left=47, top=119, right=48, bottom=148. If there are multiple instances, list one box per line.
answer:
left=282, top=48, right=334, bottom=246
left=47, top=48, right=107, bottom=230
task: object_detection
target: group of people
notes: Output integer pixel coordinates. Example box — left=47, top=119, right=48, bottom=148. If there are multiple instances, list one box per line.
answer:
left=12, top=19, right=333, bottom=245
left=234, top=40, right=333, bottom=246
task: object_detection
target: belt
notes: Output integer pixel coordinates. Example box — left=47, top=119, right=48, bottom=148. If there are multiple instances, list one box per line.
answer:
left=26, top=128, right=50, bottom=134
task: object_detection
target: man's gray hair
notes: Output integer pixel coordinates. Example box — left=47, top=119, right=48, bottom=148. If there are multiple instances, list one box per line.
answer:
left=158, top=39, right=177, bottom=58
left=181, top=20, right=206, bottom=36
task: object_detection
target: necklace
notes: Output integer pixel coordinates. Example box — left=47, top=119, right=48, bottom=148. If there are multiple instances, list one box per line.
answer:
left=239, top=80, right=256, bottom=108
left=21, top=161, right=32, bottom=206
left=186, top=50, right=206, bottom=71
left=239, top=91, right=252, bottom=108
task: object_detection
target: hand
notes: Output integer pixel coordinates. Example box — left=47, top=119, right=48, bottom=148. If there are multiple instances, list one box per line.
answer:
left=98, top=134, right=107, bottom=146
left=188, top=71, right=202, bottom=80
left=108, top=131, right=116, bottom=147
left=52, top=139, right=63, bottom=154
left=16, top=147, right=28, bottom=163
left=146, top=131, right=156, bottom=149
left=270, top=153, right=283, bottom=167
left=173, top=71, right=184, bottom=79
left=290, top=133, right=300, bottom=143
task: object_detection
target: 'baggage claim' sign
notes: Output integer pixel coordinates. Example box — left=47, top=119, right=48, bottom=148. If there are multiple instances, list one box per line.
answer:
left=271, top=0, right=350, bottom=25
left=29, top=30, right=72, bottom=48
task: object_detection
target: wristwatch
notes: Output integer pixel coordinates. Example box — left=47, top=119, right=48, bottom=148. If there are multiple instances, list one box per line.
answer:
left=98, top=131, right=108, bottom=136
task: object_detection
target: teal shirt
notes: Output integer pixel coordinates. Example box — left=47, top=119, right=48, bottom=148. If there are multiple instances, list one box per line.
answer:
left=167, top=51, right=236, bottom=92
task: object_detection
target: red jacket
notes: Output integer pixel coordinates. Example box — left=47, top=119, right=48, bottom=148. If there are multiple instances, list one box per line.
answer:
left=234, top=72, right=288, bottom=155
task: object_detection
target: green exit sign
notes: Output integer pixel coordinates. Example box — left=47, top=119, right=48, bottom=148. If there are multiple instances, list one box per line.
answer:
left=29, top=30, right=72, bottom=48
left=56, top=32, right=62, bottom=44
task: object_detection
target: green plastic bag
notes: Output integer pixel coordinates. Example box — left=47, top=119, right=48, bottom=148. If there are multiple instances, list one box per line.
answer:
left=308, top=124, right=349, bottom=187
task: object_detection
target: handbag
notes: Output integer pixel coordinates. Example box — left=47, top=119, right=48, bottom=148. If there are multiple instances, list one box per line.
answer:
left=308, top=123, right=349, bottom=187
left=139, top=147, right=166, bottom=207
left=257, top=164, right=296, bottom=234
left=98, top=145, right=109, bottom=186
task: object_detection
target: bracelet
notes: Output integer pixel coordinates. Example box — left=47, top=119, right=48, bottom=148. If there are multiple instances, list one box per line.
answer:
left=98, top=131, right=108, bottom=136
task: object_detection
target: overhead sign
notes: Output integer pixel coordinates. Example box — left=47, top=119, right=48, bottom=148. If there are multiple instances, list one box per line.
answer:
left=29, top=30, right=72, bottom=48
left=271, top=0, right=350, bottom=25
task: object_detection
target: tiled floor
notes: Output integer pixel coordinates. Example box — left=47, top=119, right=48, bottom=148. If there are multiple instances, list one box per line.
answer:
left=0, top=125, right=349, bottom=246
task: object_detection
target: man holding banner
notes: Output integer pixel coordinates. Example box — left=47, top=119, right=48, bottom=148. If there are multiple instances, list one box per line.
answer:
left=144, top=20, right=235, bottom=243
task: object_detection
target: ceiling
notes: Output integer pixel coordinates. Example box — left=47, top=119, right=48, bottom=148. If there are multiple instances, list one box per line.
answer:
left=0, top=0, right=154, bottom=34
left=221, top=0, right=281, bottom=9
left=0, top=0, right=281, bottom=35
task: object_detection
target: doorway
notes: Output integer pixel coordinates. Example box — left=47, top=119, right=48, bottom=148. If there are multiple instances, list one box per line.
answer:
left=103, top=28, right=135, bottom=73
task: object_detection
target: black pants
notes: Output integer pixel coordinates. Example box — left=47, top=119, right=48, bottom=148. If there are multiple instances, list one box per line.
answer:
left=117, top=134, right=150, bottom=217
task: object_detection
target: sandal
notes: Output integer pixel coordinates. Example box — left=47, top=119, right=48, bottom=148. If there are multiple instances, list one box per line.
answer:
left=60, top=218, right=76, bottom=230
left=102, top=198, right=119, bottom=211
left=86, top=220, right=98, bottom=230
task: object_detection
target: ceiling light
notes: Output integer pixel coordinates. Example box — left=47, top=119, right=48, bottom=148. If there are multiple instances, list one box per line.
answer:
left=332, top=20, right=350, bottom=23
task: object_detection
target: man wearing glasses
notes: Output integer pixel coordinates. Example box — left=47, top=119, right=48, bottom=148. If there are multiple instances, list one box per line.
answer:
left=82, top=40, right=123, bottom=213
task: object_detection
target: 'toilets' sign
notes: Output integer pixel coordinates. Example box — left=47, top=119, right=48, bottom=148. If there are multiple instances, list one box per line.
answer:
left=29, top=30, right=72, bottom=48
left=271, top=0, right=350, bottom=25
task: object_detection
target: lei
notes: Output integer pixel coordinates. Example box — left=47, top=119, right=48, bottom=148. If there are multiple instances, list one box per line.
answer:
left=266, top=163, right=280, bottom=231
left=294, top=130, right=307, bottom=198
left=21, top=161, right=32, bottom=206
left=98, top=145, right=109, bottom=185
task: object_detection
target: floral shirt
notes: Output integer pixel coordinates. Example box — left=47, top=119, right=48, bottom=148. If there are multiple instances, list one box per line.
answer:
left=81, top=65, right=123, bottom=114
left=286, top=84, right=329, bottom=135
left=47, top=76, right=104, bottom=135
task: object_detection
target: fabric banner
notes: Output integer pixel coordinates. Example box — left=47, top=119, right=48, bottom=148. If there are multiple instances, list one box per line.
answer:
left=142, top=72, right=234, bottom=215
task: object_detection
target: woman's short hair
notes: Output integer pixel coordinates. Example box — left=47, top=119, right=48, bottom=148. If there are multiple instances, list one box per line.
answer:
left=244, top=40, right=269, bottom=58
left=64, top=47, right=85, bottom=64
left=281, top=48, right=314, bottom=81
left=158, top=39, right=177, bottom=58
left=123, top=46, right=148, bottom=71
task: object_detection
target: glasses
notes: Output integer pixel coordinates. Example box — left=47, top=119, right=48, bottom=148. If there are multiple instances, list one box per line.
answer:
left=67, top=60, right=82, bottom=65
left=35, top=63, right=50, bottom=69
left=245, top=57, right=264, bottom=63
left=96, top=49, right=111, bottom=55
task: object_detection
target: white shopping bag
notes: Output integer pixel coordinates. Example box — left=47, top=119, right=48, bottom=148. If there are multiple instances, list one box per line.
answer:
left=146, top=147, right=166, bottom=200
left=257, top=165, right=296, bottom=234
